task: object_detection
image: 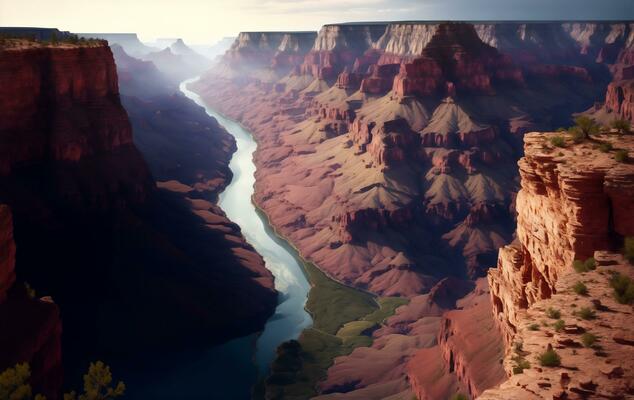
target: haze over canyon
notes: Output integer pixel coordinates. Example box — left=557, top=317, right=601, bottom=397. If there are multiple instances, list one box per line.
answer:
left=1, top=4, right=634, bottom=400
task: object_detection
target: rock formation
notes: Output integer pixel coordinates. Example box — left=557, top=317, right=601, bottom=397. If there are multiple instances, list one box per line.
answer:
left=191, top=20, right=632, bottom=399
left=483, top=132, right=634, bottom=399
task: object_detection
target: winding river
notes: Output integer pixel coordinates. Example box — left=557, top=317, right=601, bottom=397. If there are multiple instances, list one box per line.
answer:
left=181, top=78, right=313, bottom=395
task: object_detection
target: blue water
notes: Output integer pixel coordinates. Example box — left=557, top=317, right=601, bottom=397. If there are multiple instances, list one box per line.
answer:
left=178, top=77, right=313, bottom=392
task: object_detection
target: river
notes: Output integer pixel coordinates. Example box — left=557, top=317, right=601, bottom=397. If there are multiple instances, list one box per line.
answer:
left=179, top=77, right=313, bottom=396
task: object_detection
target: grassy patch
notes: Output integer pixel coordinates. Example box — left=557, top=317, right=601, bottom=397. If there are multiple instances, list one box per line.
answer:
left=574, top=307, right=596, bottom=320
left=573, top=258, right=596, bottom=273
left=610, top=272, right=634, bottom=305
left=546, top=307, right=561, bottom=319
left=581, top=332, right=597, bottom=348
left=263, top=263, right=409, bottom=398
left=572, top=281, right=588, bottom=296
left=304, top=263, right=377, bottom=335
left=539, top=348, right=561, bottom=367
left=553, top=319, right=565, bottom=332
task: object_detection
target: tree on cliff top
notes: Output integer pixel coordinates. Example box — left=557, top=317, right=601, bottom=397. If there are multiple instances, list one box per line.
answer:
left=64, top=361, right=125, bottom=400
left=573, top=116, right=600, bottom=140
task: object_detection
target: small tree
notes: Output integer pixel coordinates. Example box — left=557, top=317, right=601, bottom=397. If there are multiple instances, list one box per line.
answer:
left=0, top=363, right=46, bottom=400
left=574, top=116, right=600, bottom=139
left=611, top=118, right=631, bottom=135
left=64, top=362, right=125, bottom=400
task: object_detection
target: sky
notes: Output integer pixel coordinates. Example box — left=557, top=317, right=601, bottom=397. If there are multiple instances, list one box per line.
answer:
left=1, top=0, right=633, bottom=45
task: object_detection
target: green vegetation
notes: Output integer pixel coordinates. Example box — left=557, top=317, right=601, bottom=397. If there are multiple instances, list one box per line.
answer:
left=450, top=394, right=468, bottom=400
left=624, top=237, right=634, bottom=264
left=512, top=355, right=530, bottom=374
left=0, top=32, right=103, bottom=48
left=573, top=116, right=600, bottom=140
left=599, top=142, right=613, bottom=152
left=549, top=135, right=566, bottom=148
left=263, top=263, right=408, bottom=399
left=615, top=149, right=629, bottom=162
left=611, top=118, right=631, bottom=135
left=304, top=263, right=376, bottom=334
left=609, top=272, right=634, bottom=305
left=553, top=319, right=565, bottom=332
left=572, top=281, right=588, bottom=296
left=573, top=257, right=596, bottom=273
left=539, top=348, right=561, bottom=367
left=575, top=307, right=596, bottom=320
left=0, top=362, right=123, bottom=400
left=528, top=323, right=540, bottom=331
left=0, top=363, right=45, bottom=400
left=581, top=332, right=598, bottom=348
left=546, top=307, right=561, bottom=319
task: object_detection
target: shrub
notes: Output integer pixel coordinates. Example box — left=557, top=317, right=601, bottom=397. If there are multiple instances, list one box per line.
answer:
left=625, top=237, right=634, bottom=264
left=539, top=348, right=561, bottom=367
left=609, top=273, right=634, bottom=305
left=581, top=332, right=597, bottom=348
left=574, top=116, right=600, bottom=139
left=528, top=323, right=540, bottom=331
left=575, top=307, right=596, bottom=320
left=546, top=307, right=561, bottom=319
left=550, top=136, right=566, bottom=147
left=572, top=281, right=588, bottom=295
left=569, top=127, right=585, bottom=143
left=553, top=319, right=565, bottom=332
left=573, top=258, right=596, bottom=273
left=615, top=149, right=629, bottom=162
left=450, top=394, right=468, bottom=400
left=512, top=356, right=531, bottom=374
left=599, top=142, right=613, bottom=152
left=611, top=118, right=631, bottom=134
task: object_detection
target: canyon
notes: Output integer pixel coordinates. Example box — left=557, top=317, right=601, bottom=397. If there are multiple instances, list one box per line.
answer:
left=0, top=33, right=277, bottom=397
left=1, top=19, right=633, bottom=400
left=190, top=21, right=634, bottom=399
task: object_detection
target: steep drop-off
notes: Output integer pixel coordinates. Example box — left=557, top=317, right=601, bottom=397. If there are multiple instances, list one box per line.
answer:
left=0, top=38, right=277, bottom=391
left=482, top=132, right=634, bottom=399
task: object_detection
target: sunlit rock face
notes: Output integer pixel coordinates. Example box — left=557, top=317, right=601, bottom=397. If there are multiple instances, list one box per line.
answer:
left=483, top=132, right=634, bottom=400
left=193, top=21, right=628, bottom=299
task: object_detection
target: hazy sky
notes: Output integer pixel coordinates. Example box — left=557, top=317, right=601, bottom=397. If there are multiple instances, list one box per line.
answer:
left=1, top=0, right=633, bottom=45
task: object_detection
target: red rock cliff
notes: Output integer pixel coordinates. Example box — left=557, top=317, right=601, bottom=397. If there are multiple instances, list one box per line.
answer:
left=0, top=43, right=136, bottom=175
left=488, top=132, right=634, bottom=346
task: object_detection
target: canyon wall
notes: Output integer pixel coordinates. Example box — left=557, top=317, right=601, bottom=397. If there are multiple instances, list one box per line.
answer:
left=0, top=38, right=277, bottom=391
left=483, top=132, right=634, bottom=399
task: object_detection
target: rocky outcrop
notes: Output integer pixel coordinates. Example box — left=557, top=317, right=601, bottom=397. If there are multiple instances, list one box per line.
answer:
left=488, top=132, right=634, bottom=345
left=483, top=132, right=634, bottom=399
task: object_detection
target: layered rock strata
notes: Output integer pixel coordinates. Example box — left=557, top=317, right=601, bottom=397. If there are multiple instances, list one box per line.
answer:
left=483, top=132, right=634, bottom=399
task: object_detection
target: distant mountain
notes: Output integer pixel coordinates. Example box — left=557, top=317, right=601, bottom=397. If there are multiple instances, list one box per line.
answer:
left=191, top=36, right=236, bottom=60
left=79, top=33, right=158, bottom=56
left=141, top=39, right=210, bottom=83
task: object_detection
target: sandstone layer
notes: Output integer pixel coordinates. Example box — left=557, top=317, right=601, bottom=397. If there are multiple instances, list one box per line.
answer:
left=483, top=132, right=634, bottom=399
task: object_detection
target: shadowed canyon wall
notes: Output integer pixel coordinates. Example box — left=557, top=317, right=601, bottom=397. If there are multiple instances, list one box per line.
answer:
left=0, top=37, right=277, bottom=393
